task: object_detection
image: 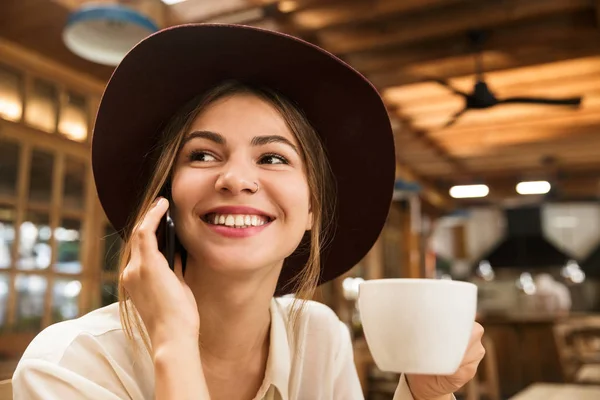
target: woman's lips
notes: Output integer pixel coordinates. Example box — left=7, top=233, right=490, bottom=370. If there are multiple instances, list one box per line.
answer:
left=203, top=218, right=273, bottom=238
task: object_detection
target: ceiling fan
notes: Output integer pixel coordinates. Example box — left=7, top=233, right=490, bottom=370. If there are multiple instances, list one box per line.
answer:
left=431, top=31, right=583, bottom=128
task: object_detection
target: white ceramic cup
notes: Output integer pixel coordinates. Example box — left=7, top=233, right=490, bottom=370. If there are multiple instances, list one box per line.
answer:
left=357, top=278, right=478, bottom=375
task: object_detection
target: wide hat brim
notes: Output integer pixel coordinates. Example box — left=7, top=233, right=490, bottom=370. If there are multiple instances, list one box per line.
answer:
left=92, top=24, right=395, bottom=295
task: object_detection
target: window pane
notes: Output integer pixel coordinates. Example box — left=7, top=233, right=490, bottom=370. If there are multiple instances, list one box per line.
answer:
left=54, top=218, right=82, bottom=274
left=15, top=274, right=47, bottom=332
left=101, top=281, right=118, bottom=307
left=29, top=148, right=54, bottom=204
left=0, top=138, right=20, bottom=198
left=0, top=65, right=23, bottom=122
left=17, top=211, right=51, bottom=270
left=25, top=79, right=58, bottom=133
left=102, top=224, right=122, bottom=272
left=52, top=278, right=81, bottom=322
left=0, top=207, right=15, bottom=269
left=58, top=92, right=88, bottom=142
left=0, top=274, right=8, bottom=328
left=63, top=157, right=86, bottom=210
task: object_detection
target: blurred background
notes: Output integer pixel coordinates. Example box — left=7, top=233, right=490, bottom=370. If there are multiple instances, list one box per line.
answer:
left=1, top=0, right=600, bottom=399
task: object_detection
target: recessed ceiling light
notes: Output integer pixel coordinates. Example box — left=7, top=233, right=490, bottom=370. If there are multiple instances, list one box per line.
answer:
left=449, top=184, right=489, bottom=199
left=516, top=181, right=551, bottom=195
left=161, top=0, right=187, bottom=5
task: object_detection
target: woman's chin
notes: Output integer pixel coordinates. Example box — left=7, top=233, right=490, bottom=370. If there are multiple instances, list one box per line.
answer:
left=187, top=251, right=283, bottom=276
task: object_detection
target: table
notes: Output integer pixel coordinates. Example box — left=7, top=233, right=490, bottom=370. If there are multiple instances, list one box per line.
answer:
left=509, top=383, right=600, bottom=399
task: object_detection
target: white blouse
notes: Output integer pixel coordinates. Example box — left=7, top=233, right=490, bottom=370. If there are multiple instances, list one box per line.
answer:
left=12, top=297, right=416, bottom=399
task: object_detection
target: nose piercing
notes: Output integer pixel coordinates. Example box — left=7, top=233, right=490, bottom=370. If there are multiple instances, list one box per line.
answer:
left=252, top=182, right=259, bottom=193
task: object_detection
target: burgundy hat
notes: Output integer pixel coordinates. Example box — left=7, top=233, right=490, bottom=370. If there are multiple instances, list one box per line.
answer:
left=92, top=24, right=395, bottom=294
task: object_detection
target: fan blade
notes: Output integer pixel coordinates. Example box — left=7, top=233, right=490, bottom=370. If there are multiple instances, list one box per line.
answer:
left=499, top=96, right=582, bottom=106
left=427, top=77, right=468, bottom=97
left=444, top=107, right=468, bottom=128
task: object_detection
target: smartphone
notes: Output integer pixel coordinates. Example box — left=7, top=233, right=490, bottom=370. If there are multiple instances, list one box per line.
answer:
left=164, top=208, right=176, bottom=271
left=157, top=185, right=176, bottom=272
left=157, top=184, right=187, bottom=275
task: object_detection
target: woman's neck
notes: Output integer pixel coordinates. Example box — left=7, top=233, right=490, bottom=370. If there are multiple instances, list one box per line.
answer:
left=184, top=257, right=279, bottom=362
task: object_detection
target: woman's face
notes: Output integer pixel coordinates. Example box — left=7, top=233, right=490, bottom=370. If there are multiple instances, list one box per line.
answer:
left=171, top=93, right=312, bottom=275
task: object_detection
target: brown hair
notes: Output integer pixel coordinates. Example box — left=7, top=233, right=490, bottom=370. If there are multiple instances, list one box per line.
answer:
left=116, top=80, right=336, bottom=354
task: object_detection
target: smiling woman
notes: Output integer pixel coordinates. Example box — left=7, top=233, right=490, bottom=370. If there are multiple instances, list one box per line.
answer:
left=9, top=23, right=483, bottom=400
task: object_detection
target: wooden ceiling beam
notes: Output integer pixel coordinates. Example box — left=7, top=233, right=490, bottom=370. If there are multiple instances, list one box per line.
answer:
left=433, top=130, right=600, bottom=159
left=0, top=37, right=105, bottom=93
left=428, top=108, right=600, bottom=141
left=445, top=154, right=600, bottom=178
left=462, top=157, right=600, bottom=172
left=446, top=174, right=600, bottom=204
left=167, top=0, right=269, bottom=23
left=284, top=0, right=462, bottom=32
left=392, top=118, right=469, bottom=176
left=373, top=40, right=600, bottom=89
left=395, top=162, right=453, bottom=210
left=436, top=163, right=600, bottom=181
left=346, top=13, right=596, bottom=74
left=384, top=55, right=600, bottom=104
left=390, top=118, right=462, bottom=209
left=457, top=135, right=600, bottom=158
left=461, top=145, right=600, bottom=164
left=317, top=0, right=592, bottom=55
left=432, top=164, right=600, bottom=189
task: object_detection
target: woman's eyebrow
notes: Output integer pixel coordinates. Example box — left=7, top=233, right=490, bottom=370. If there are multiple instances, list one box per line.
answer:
left=251, top=135, right=299, bottom=155
left=183, top=130, right=225, bottom=145
left=184, top=131, right=299, bottom=155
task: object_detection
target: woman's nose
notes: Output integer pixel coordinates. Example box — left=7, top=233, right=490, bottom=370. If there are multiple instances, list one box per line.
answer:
left=215, top=169, right=258, bottom=195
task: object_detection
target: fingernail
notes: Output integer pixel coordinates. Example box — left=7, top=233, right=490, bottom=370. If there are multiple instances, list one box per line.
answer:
left=153, top=197, right=164, bottom=208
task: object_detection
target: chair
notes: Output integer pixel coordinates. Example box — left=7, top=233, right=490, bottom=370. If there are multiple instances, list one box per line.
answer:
left=553, top=315, right=600, bottom=384
left=0, top=379, right=12, bottom=399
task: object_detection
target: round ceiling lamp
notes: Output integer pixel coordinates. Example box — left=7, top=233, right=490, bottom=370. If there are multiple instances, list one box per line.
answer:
left=63, top=4, right=159, bottom=66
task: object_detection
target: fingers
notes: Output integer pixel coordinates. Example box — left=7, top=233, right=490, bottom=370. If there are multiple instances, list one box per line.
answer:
left=469, top=322, right=485, bottom=345
left=450, top=325, right=486, bottom=385
left=452, top=358, right=481, bottom=385
left=459, top=323, right=486, bottom=367
left=134, top=197, right=169, bottom=256
left=124, top=197, right=169, bottom=290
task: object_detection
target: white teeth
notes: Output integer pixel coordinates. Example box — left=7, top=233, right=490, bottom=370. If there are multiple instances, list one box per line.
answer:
left=234, top=215, right=244, bottom=226
left=207, top=213, right=271, bottom=228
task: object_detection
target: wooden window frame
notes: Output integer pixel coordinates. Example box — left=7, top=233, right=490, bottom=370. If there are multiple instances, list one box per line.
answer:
left=0, top=39, right=107, bottom=358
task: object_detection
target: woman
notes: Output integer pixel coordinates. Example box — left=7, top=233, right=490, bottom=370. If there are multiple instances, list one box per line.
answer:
left=13, top=24, right=484, bottom=400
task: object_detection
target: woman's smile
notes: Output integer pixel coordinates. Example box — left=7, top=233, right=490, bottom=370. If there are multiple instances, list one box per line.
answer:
left=200, top=205, right=276, bottom=238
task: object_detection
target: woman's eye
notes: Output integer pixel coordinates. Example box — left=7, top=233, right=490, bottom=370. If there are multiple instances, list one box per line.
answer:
left=259, top=154, right=289, bottom=165
left=188, top=150, right=217, bottom=162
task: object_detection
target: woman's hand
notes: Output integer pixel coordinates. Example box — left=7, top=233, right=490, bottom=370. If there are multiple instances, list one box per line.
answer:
left=121, top=197, right=199, bottom=349
left=405, top=323, right=486, bottom=400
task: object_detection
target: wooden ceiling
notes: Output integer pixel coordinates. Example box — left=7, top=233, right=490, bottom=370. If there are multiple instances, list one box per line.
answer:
left=2, top=0, right=600, bottom=207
